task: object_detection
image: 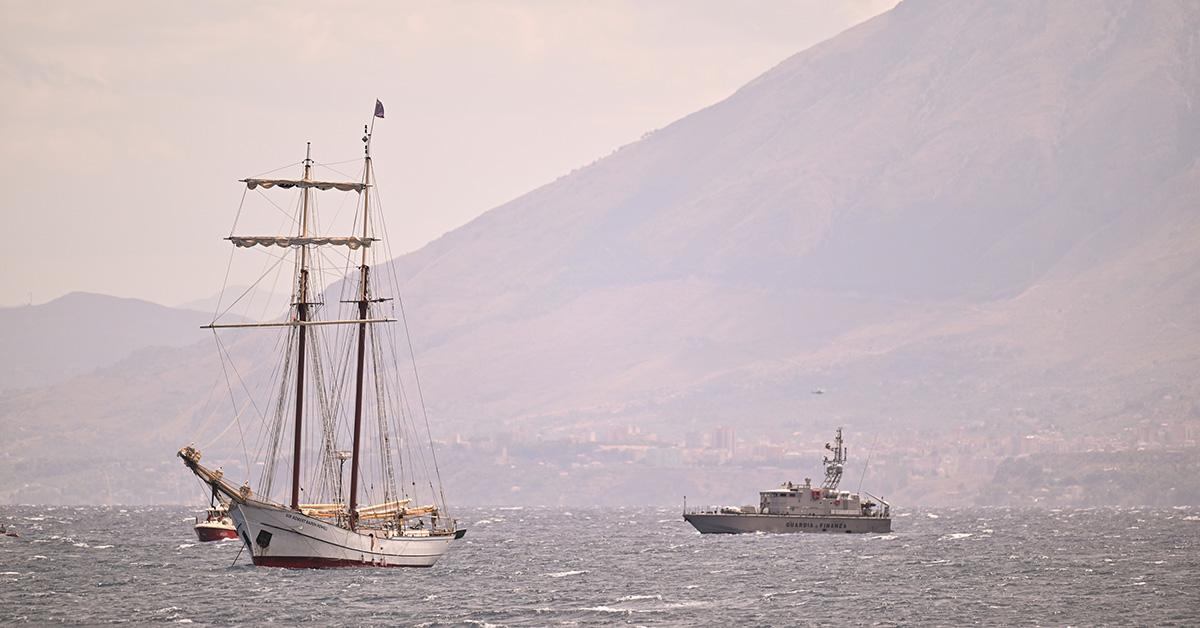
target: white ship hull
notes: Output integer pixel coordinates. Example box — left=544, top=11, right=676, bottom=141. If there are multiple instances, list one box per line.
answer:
left=229, top=501, right=464, bottom=568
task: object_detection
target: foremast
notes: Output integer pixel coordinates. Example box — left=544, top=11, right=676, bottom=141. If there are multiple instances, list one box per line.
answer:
left=291, top=143, right=314, bottom=511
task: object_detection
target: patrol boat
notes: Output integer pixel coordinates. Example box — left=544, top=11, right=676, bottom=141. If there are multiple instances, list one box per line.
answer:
left=683, top=428, right=891, bottom=534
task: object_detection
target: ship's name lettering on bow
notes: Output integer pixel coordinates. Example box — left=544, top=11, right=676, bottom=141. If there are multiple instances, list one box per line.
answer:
left=286, top=512, right=328, bottom=531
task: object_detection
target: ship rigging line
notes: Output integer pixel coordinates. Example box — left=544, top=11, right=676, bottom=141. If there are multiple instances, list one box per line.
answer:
left=398, top=294, right=446, bottom=511
left=857, top=432, right=879, bottom=494
left=210, top=253, right=290, bottom=323
left=199, top=394, right=252, bottom=455
left=303, top=321, right=341, bottom=503
left=391, top=265, right=449, bottom=513
left=251, top=187, right=302, bottom=225
left=213, top=180, right=294, bottom=322
left=372, top=175, right=450, bottom=515
left=375, top=300, right=420, bottom=504
left=316, top=157, right=364, bottom=172
left=212, top=330, right=254, bottom=473
left=313, top=161, right=365, bottom=230
left=259, top=326, right=297, bottom=498
left=251, top=160, right=304, bottom=179
left=212, top=188, right=247, bottom=321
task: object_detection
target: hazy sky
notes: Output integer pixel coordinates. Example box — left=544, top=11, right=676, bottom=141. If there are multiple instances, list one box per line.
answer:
left=0, top=0, right=895, bottom=307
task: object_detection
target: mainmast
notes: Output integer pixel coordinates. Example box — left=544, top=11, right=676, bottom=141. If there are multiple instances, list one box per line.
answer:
left=347, top=114, right=377, bottom=529
left=291, top=142, right=314, bottom=511
left=822, top=427, right=846, bottom=490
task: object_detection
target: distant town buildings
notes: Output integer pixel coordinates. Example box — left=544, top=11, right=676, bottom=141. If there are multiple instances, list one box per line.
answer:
left=433, top=409, right=1200, bottom=507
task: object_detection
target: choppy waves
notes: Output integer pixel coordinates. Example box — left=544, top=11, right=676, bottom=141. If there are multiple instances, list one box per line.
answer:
left=1, top=505, right=1198, bottom=625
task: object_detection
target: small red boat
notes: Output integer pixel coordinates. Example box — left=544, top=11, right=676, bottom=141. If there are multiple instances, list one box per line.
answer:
left=194, top=506, right=238, bottom=542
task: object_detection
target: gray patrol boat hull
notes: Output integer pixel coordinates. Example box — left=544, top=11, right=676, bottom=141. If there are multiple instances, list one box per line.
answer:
left=684, top=512, right=891, bottom=534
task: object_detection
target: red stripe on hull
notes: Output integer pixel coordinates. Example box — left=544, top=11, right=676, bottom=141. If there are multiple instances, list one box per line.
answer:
left=195, top=527, right=239, bottom=542
left=250, top=555, right=433, bottom=569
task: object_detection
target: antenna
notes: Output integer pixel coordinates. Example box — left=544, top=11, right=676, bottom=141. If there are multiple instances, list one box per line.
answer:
left=822, top=427, right=846, bottom=489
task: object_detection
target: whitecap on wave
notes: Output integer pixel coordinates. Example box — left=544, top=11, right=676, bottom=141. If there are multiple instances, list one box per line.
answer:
left=616, top=594, right=662, bottom=602
left=545, top=570, right=587, bottom=578
left=762, top=590, right=807, bottom=599
left=580, top=606, right=631, bottom=614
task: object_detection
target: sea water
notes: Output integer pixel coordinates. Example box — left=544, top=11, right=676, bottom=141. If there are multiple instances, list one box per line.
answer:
left=1, top=505, right=1198, bottom=625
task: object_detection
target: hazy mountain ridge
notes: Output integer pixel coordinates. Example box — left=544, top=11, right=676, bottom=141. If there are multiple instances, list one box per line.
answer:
left=3, top=0, right=1199, bottom=505
left=0, top=292, right=228, bottom=394
left=387, top=0, right=1198, bottom=304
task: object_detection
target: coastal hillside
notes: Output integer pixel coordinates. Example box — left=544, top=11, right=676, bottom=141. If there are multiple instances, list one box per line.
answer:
left=0, top=293, right=221, bottom=393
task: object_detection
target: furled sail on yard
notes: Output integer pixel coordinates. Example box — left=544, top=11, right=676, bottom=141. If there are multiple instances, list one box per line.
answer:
left=242, top=178, right=367, bottom=192
left=226, top=236, right=376, bottom=249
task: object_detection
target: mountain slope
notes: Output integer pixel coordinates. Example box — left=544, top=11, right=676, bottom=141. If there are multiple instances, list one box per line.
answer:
left=378, top=0, right=1200, bottom=433
left=0, top=293, right=223, bottom=393
left=393, top=0, right=1198, bottom=302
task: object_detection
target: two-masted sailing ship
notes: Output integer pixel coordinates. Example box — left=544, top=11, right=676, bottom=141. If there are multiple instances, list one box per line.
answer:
left=179, top=101, right=465, bottom=568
